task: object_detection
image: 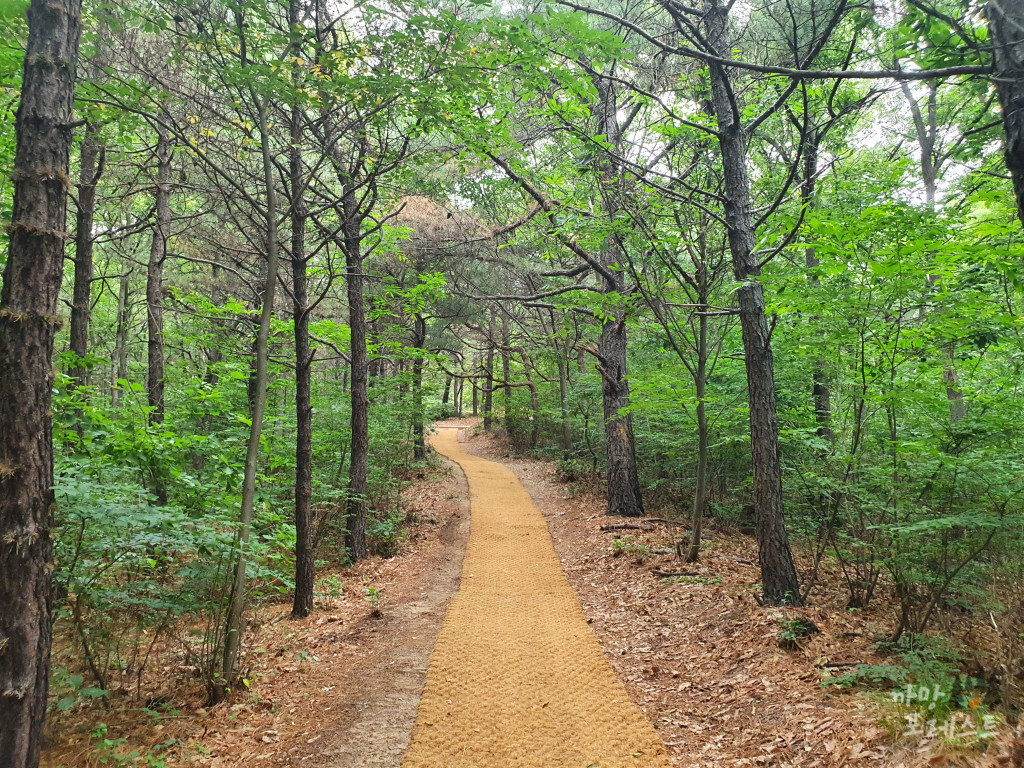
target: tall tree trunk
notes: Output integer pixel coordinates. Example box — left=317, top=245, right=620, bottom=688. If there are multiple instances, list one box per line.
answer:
left=501, top=312, right=511, bottom=417
left=990, top=0, right=1024, bottom=228
left=146, top=128, right=172, bottom=430
left=221, top=97, right=281, bottom=693
left=900, top=80, right=966, bottom=421
left=69, top=124, right=103, bottom=391
left=146, top=127, right=172, bottom=505
left=705, top=0, right=800, bottom=605
left=598, top=317, right=644, bottom=516
left=191, top=343, right=221, bottom=472
left=111, top=270, right=131, bottom=407
left=522, top=355, right=540, bottom=449
left=441, top=375, right=451, bottom=407
left=289, top=74, right=314, bottom=618
left=344, top=186, right=368, bottom=561
left=801, top=143, right=832, bottom=442
left=687, top=313, right=709, bottom=562
left=557, top=354, right=571, bottom=453
left=594, top=76, right=644, bottom=518
left=0, top=0, right=83, bottom=763
left=412, top=314, right=426, bottom=460
left=483, top=333, right=494, bottom=431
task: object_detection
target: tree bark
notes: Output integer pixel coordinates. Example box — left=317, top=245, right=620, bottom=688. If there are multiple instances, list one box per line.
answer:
left=343, top=186, right=368, bottom=561
left=412, top=314, right=426, bottom=460
left=501, top=312, right=511, bottom=415
left=146, top=127, right=172, bottom=431
left=990, top=0, right=1024, bottom=228
left=597, top=317, right=644, bottom=516
left=0, top=0, right=83, bottom=763
left=557, top=354, right=571, bottom=453
left=69, top=123, right=103, bottom=390
left=111, top=270, right=130, bottom=407
left=441, top=374, right=451, bottom=407
left=483, top=328, right=494, bottom=431
left=900, top=80, right=966, bottom=421
left=704, top=0, right=801, bottom=604
left=687, top=313, right=709, bottom=562
left=289, top=67, right=314, bottom=618
left=594, top=76, right=644, bottom=518
left=801, top=143, right=832, bottom=443
left=221, top=96, right=281, bottom=693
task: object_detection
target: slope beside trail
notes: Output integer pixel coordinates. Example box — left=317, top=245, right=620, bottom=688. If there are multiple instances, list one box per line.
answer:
left=401, top=426, right=672, bottom=768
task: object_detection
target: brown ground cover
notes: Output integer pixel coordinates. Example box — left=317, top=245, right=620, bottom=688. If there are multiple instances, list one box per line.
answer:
left=460, top=429, right=1023, bottom=768
left=41, top=420, right=1023, bottom=767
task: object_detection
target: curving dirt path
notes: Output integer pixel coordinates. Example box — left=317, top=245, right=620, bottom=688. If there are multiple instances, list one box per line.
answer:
left=401, top=427, right=672, bottom=768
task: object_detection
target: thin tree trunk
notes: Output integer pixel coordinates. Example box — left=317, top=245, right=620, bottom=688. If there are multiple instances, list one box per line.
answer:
left=344, top=186, right=368, bottom=562
left=801, top=143, right=832, bottom=442
left=112, top=270, right=131, bottom=407
left=69, top=124, right=104, bottom=391
left=502, top=313, right=511, bottom=416
left=989, top=0, right=1024, bottom=228
left=412, top=315, right=426, bottom=460
left=557, top=355, right=571, bottom=453
left=146, top=127, right=172, bottom=430
left=441, top=375, right=451, bottom=407
left=901, top=80, right=966, bottom=421
left=191, top=343, right=221, bottom=472
left=705, top=0, right=800, bottom=604
left=523, top=356, right=540, bottom=449
left=483, top=334, right=494, bottom=431
left=687, top=313, right=709, bottom=562
left=0, top=0, right=83, bottom=763
left=221, top=96, right=281, bottom=693
left=289, top=67, right=314, bottom=618
left=145, top=127, right=172, bottom=506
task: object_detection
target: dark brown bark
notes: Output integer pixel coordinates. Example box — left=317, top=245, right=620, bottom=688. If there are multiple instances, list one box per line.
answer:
left=597, top=317, right=645, bottom=516
left=557, top=355, right=571, bottom=452
left=69, top=123, right=104, bottom=390
left=441, top=375, right=451, bottom=406
left=344, top=187, right=368, bottom=561
left=686, top=313, right=709, bottom=562
left=801, top=144, right=833, bottom=443
left=990, top=0, right=1024, bottom=228
left=289, top=72, right=314, bottom=618
left=501, top=313, right=511, bottom=414
left=0, top=0, right=83, bottom=763
left=483, top=327, right=494, bottom=431
left=522, top=355, right=540, bottom=449
left=594, top=77, right=644, bottom=518
left=145, top=127, right=172, bottom=506
left=412, top=315, right=426, bottom=460
left=704, top=0, right=801, bottom=604
left=146, top=127, right=172, bottom=429
left=111, top=270, right=130, bottom=407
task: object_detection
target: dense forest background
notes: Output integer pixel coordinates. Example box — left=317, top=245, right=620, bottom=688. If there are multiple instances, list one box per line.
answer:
left=1, top=0, right=1024, bottom=763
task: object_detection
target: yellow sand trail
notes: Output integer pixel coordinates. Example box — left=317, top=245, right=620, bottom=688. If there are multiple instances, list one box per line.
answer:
left=401, top=427, right=671, bottom=768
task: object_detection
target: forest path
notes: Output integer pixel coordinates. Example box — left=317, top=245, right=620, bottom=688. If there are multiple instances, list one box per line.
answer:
left=401, top=427, right=672, bottom=768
